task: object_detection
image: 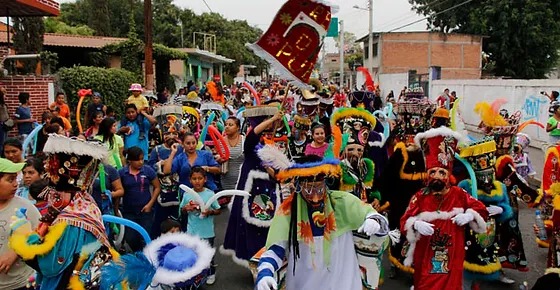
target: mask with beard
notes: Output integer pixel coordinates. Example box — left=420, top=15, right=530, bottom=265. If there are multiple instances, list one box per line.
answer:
left=428, top=178, right=446, bottom=192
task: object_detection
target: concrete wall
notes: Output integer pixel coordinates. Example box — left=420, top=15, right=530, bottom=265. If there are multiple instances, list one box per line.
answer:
left=430, top=79, right=560, bottom=147
left=379, top=73, right=408, bottom=98
left=380, top=32, right=482, bottom=79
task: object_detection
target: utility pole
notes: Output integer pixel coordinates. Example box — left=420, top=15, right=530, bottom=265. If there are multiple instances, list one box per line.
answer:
left=368, top=0, right=374, bottom=76
left=144, top=0, right=154, bottom=91
left=179, top=20, right=184, bottom=48
left=339, top=20, right=344, bottom=89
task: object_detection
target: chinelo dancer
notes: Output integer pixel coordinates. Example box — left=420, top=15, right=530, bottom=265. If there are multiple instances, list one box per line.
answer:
left=254, top=155, right=389, bottom=290
left=457, top=138, right=514, bottom=289
left=400, top=127, right=488, bottom=290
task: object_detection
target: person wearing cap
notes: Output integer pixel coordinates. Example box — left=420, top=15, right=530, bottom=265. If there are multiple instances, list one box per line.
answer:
left=85, top=91, right=106, bottom=128
left=127, top=83, right=149, bottom=112
left=547, top=101, right=560, bottom=144
left=255, top=156, right=389, bottom=290
left=0, top=158, right=41, bottom=290
left=400, top=127, right=488, bottom=290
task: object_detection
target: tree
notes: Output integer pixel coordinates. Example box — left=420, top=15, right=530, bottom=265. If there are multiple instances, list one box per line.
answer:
left=89, top=0, right=111, bottom=36
left=12, top=17, right=45, bottom=74
left=409, top=0, right=560, bottom=79
left=44, top=18, right=94, bottom=36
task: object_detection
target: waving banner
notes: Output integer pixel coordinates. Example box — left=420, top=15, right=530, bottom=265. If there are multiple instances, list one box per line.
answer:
left=247, top=0, right=337, bottom=88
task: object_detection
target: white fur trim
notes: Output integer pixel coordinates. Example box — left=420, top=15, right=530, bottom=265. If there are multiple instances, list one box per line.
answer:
left=368, top=132, right=386, bottom=148
left=466, top=208, right=487, bottom=234
left=219, top=246, right=250, bottom=269
left=413, top=126, right=466, bottom=148
left=403, top=207, right=465, bottom=266
left=43, top=134, right=109, bottom=160
left=241, top=170, right=281, bottom=227
left=143, top=232, right=216, bottom=285
left=257, top=145, right=293, bottom=170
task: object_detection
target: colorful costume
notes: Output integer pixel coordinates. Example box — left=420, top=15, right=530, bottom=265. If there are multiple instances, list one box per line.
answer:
left=457, top=139, right=514, bottom=282
left=401, top=127, right=488, bottom=290
left=536, top=145, right=560, bottom=250
left=221, top=105, right=282, bottom=267
left=255, top=157, right=389, bottom=290
left=9, top=134, right=117, bottom=289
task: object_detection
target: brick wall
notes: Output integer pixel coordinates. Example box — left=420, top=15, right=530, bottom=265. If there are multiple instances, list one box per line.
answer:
left=0, top=46, right=9, bottom=64
left=379, top=32, right=483, bottom=79
left=0, top=76, right=54, bottom=136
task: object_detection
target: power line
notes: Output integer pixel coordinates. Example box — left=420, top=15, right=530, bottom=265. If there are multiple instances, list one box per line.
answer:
left=375, top=0, right=451, bottom=31
left=201, top=0, right=213, bottom=13
left=387, top=0, right=474, bottom=32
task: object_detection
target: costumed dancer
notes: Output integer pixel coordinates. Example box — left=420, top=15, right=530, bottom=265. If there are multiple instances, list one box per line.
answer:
left=329, top=107, right=388, bottom=289
left=379, top=94, right=435, bottom=276
left=9, top=134, right=119, bottom=289
left=513, top=133, right=537, bottom=179
left=457, top=138, right=514, bottom=287
left=475, top=101, right=540, bottom=271
left=254, top=156, right=389, bottom=290
left=221, top=105, right=283, bottom=268
left=530, top=144, right=560, bottom=290
left=400, top=127, right=488, bottom=290
left=289, top=115, right=311, bottom=163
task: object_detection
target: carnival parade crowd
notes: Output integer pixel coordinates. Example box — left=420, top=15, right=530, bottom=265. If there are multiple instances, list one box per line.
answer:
left=1, top=77, right=560, bottom=290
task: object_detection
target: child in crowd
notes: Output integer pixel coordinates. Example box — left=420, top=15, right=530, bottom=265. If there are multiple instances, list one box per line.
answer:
left=305, top=124, right=328, bottom=157
left=49, top=92, right=70, bottom=119
left=29, top=179, right=49, bottom=215
left=119, top=104, right=157, bottom=160
left=513, top=133, right=536, bottom=179
left=160, top=218, right=181, bottom=235
left=127, top=83, right=149, bottom=112
left=16, top=157, right=45, bottom=201
left=85, top=92, right=106, bottom=128
left=179, top=166, right=221, bottom=285
left=14, top=92, right=35, bottom=139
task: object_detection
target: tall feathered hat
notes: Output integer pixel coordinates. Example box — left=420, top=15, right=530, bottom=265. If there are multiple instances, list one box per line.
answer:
left=474, top=100, right=521, bottom=156
left=414, top=127, right=463, bottom=172
left=43, top=134, right=108, bottom=192
left=394, top=98, right=436, bottom=146
left=459, top=138, right=497, bottom=185
left=293, top=115, right=312, bottom=131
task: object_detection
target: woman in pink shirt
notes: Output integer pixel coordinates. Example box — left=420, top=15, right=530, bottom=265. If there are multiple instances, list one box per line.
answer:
left=305, top=124, right=329, bottom=157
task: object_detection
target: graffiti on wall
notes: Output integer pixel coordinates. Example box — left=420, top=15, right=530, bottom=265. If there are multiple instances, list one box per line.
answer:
left=521, top=95, right=548, bottom=121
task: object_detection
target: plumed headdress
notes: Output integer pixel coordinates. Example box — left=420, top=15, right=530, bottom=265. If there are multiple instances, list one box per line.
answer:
left=459, top=138, right=497, bottom=172
left=394, top=99, right=436, bottom=146
left=330, top=108, right=377, bottom=147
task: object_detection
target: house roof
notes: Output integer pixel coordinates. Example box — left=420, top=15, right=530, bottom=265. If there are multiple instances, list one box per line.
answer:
left=0, top=0, right=60, bottom=17
left=0, top=33, right=127, bottom=49
left=178, top=48, right=234, bottom=64
left=356, top=31, right=484, bottom=43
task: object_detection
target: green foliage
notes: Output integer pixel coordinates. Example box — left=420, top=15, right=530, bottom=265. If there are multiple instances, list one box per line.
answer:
left=44, top=18, right=94, bottom=36
left=57, top=66, right=140, bottom=118
left=13, top=17, right=45, bottom=74
left=89, top=0, right=111, bottom=36
left=40, top=51, right=59, bottom=74
left=409, top=0, right=560, bottom=79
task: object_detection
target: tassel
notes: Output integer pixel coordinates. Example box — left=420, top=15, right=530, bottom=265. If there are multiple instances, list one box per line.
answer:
left=332, top=126, right=342, bottom=159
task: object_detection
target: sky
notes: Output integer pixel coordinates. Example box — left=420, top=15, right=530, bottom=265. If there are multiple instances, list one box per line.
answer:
left=57, top=0, right=427, bottom=52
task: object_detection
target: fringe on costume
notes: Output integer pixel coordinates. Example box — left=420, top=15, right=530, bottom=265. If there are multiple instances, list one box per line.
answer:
left=43, top=134, right=108, bottom=161
left=330, top=107, right=378, bottom=130
left=459, top=139, right=497, bottom=158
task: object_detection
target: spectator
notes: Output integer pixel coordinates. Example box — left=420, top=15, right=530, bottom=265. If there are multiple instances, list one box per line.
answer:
left=127, top=83, right=149, bottom=111
left=16, top=157, right=45, bottom=201
left=91, top=163, right=124, bottom=216
left=0, top=90, right=10, bottom=154
left=0, top=158, right=41, bottom=290
left=148, top=128, right=180, bottom=237
left=118, top=104, right=157, bottom=161
left=547, top=101, right=560, bottom=144
left=85, top=92, right=106, bottom=128
left=118, top=146, right=160, bottom=252
left=49, top=92, right=70, bottom=119
left=544, top=90, right=560, bottom=103
left=179, top=166, right=221, bottom=285
left=35, top=111, right=53, bottom=153
left=50, top=106, right=72, bottom=132
left=305, top=124, right=328, bottom=157
left=84, top=111, right=104, bottom=139
left=219, top=117, right=244, bottom=191
left=96, top=118, right=125, bottom=168
left=14, top=92, right=35, bottom=138
left=160, top=218, right=181, bottom=235
left=163, top=132, right=221, bottom=192
left=3, top=138, right=23, bottom=164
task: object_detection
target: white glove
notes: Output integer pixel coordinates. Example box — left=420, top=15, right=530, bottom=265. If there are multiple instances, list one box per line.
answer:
left=358, top=218, right=381, bottom=236
left=256, top=276, right=277, bottom=290
left=413, top=220, right=434, bottom=236
left=486, top=205, right=503, bottom=216
left=452, top=212, right=474, bottom=226
left=388, top=229, right=401, bottom=244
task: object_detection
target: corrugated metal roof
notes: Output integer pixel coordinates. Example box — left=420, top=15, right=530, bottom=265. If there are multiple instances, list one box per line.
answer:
left=0, top=33, right=127, bottom=49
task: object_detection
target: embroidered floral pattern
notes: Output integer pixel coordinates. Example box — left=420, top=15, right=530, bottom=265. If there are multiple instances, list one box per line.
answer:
left=298, top=221, right=314, bottom=244
left=266, top=33, right=280, bottom=47
left=280, top=13, right=292, bottom=25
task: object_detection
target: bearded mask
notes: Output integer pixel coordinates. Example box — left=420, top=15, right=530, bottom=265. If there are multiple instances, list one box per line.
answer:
left=426, top=167, right=450, bottom=193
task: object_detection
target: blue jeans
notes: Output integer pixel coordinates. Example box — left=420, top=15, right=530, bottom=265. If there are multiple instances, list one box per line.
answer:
left=122, top=211, right=153, bottom=252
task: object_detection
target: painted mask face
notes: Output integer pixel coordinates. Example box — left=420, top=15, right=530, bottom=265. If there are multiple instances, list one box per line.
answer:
left=476, top=168, right=495, bottom=193
left=427, top=167, right=450, bottom=193
left=300, top=180, right=327, bottom=208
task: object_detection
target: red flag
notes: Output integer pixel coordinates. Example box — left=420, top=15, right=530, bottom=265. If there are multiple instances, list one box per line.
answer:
left=247, top=0, right=335, bottom=88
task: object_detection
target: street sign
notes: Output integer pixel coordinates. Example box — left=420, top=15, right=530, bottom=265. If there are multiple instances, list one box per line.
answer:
left=327, top=17, right=339, bottom=37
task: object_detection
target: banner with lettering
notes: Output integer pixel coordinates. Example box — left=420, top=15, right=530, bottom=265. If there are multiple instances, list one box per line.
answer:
left=247, top=0, right=337, bottom=88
